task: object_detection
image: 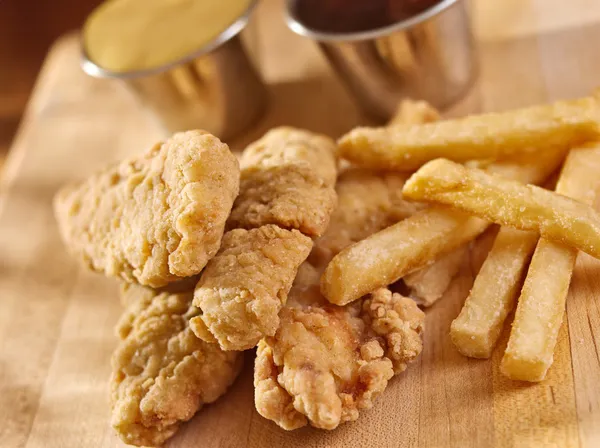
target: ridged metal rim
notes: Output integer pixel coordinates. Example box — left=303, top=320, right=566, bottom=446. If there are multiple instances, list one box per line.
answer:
left=285, top=0, right=461, bottom=43
left=81, top=0, right=258, bottom=79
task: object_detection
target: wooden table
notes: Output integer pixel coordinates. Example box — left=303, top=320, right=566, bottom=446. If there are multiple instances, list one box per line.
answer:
left=2, top=0, right=600, bottom=447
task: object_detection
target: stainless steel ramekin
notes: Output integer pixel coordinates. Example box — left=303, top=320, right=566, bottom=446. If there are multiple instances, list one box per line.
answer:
left=285, top=0, right=477, bottom=121
left=81, top=0, right=267, bottom=141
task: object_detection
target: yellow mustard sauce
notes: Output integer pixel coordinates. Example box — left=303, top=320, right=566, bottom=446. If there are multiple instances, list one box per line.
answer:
left=83, top=0, right=252, bottom=73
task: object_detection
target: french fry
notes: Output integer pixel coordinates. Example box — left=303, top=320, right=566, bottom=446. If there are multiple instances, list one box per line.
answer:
left=389, top=101, right=466, bottom=305
left=404, top=245, right=468, bottom=307
left=450, top=228, right=539, bottom=358
left=501, top=145, right=600, bottom=381
left=338, top=96, right=599, bottom=171
left=321, top=207, right=488, bottom=306
left=321, top=152, right=564, bottom=306
left=403, top=158, right=600, bottom=260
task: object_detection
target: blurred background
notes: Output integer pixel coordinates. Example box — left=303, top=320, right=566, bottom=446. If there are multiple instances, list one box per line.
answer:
left=0, top=1, right=102, bottom=160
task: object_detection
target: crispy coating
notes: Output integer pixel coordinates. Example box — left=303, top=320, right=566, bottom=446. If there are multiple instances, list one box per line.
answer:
left=111, top=283, right=243, bottom=446
left=228, top=127, right=338, bottom=238
left=254, top=157, right=425, bottom=430
left=239, top=126, right=338, bottom=187
left=309, top=168, right=423, bottom=269
left=190, top=225, right=313, bottom=351
left=229, top=164, right=338, bottom=238
left=54, top=130, right=240, bottom=287
left=338, top=96, right=600, bottom=171
left=254, top=286, right=424, bottom=430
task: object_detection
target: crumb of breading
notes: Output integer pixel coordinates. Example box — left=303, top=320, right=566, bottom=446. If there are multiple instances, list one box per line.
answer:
left=54, top=130, right=239, bottom=288
left=228, top=127, right=338, bottom=238
left=190, top=225, right=313, bottom=351
left=254, top=284, right=424, bottom=430
left=111, top=283, right=243, bottom=447
left=361, top=288, right=425, bottom=373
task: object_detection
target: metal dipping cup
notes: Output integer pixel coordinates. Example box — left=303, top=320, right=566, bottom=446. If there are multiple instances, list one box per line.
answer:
left=81, top=0, right=267, bottom=141
left=285, top=0, right=477, bottom=121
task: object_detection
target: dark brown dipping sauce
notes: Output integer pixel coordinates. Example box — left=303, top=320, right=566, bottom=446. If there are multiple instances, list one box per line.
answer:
left=292, top=0, right=442, bottom=34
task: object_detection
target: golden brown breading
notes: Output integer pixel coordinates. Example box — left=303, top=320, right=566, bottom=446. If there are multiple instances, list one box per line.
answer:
left=228, top=164, right=338, bottom=238
left=111, top=283, right=243, bottom=447
left=190, top=225, right=313, bottom=351
left=239, top=126, right=338, bottom=187
left=54, top=130, right=239, bottom=288
left=254, top=285, right=424, bottom=430
left=228, top=127, right=338, bottom=238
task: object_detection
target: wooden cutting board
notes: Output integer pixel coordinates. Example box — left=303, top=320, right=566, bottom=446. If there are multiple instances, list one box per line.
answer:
left=2, top=0, right=600, bottom=447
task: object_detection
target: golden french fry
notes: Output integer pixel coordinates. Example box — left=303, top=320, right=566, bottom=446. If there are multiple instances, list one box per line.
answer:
left=404, top=245, right=468, bottom=307
left=450, top=228, right=539, bottom=358
left=338, top=96, right=599, bottom=171
left=501, top=145, right=600, bottom=381
left=321, top=152, right=563, bottom=306
left=321, top=207, right=488, bottom=306
left=473, top=150, right=564, bottom=185
left=388, top=100, right=440, bottom=127
left=403, top=158, right=600, bottom=260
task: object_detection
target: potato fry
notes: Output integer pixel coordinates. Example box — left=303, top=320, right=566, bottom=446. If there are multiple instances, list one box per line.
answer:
left=501, top=145, right=600, bottom=381
left=388, top=100, right=440, bottom=127
left=404, top=245, right=468, bottom=307
left=321, top=207, right=488, bottom=306
left=403, top=158, right=600, bottom=260
left=450, top=228, right=539, bottom=358
left=338, top=96, right=599, bottom=171
left=321, top=152, right=563, bottom=306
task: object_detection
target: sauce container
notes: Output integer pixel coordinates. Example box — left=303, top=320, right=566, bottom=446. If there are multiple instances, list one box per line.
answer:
left=81, top=0, right=267, bottom=141
left=285, top=0, right=477, bottom=121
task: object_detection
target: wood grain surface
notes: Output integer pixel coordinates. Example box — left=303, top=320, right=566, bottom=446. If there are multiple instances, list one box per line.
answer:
left=1, top=0, right=600, bottom=447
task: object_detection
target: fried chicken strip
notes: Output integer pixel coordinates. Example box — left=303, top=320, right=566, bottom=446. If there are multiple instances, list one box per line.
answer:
left=228, top=127, right=338, bottom=238
left=111, top=283, right=243, bottom=447
left=190, top=225, right=313, bottom=351
left=191, top=128, right=338, bottom=351
left=54, top=130, right=239, bottom=287
left=254, top=159, right=425, bottom=430
left=254, top=284, right=424, bottom=430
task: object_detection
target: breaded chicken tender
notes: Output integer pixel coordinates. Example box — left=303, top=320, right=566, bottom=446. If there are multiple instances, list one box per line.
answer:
left=254, top=284, right=424, bottom=430
left=254, top=163, right=425, bottom=430
left=111, top=283, right=243, bottom=447
left=54, top=130, right=239, bottom=287
left=228, top=127, right=338, bottom=238
left=190, top=225, right=313, bottom=351
left=239, top=126, right=338, bottom=187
